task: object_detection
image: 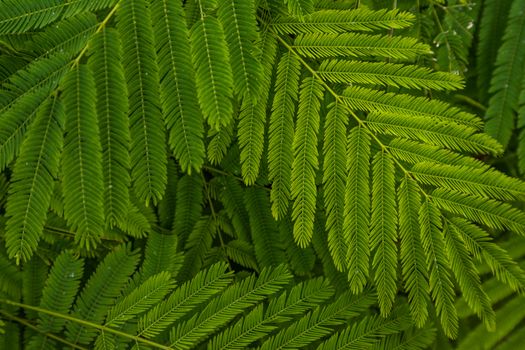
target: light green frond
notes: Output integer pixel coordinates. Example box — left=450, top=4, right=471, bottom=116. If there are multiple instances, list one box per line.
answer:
left=238, top=99, right=266, bottom=185
left=218, top=0, right=262, bottom=101
left=89, top=28, right=131, bottom=228
left=104, top=272, right=173, bottom=328
left=118, top=0, right=167, bottom=205
left=260, top=290, right=376, bottom=350
left=322, top=101, right=348, bottom=271
left=419, top=201, right=458, bottom=338
left=168, top=265, right=292, bottom=349
left=283, top=0, right=314, bottom=19
left=484, top=0, right=525, bottom=148
left=190, top=12, right=234, bottom=129
left=61, top=65, right=104, bottom=249
left=173, top=174, right=203, bottom=245
left=151, top=0, right=205, bottom=173
left=293, top=32, right=431, bottom=60
left=291, top=77, right=324, bottom=247
left=343, top=87, right=483, bottom=129
left=444, top=221, right=495, bottom=331
left=65, top=246, right=140, bottom=345
left=207, top=119, right=234, bottom=164
left=140, top=231, right=179, bottom=281
left=387, top=138, right=489, bottom=169
left=344, top=126, right=371, bottom=293
left=137, top=262, right=233, bottom=340
left=268, top=52, right=300, bottom=219
left=430, top=188, right=525, bottom=235
left=272, top=8, right=414, bottom=34
left=0, top=0, right=115, bottom=34
left=366, top=113, right=501, bottom=155
left=370, top=152, right=397, bottom=316
left=279, top=215, right=316, bottom=276
left=5, top=95, right=64, bottom=263
left=317, top=60, right=464, bottom=91
left=448, top=217, right=525, bottom=292
left=410, top=162, right=525, bottom=201
left=397, top=176, right=429, bottom=327
left=244, top=188, right=286, bottom=267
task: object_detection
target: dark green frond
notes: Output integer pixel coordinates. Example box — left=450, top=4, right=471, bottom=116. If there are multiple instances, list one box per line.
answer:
left=268, top=52, right=300, bottom=219
left=283, top=0, right=314, bottom=19
left=293, top=32, right=431, bottom=60
left=207, top=120, right=234, bottom=165
left=179, top=215, right=216, bottom=280
left=22, top=256, right=47, bottom=319
left=0, top=253, right=21, bottom=299
left=238, top=99, right=266, bottom=185
left=344, top=126, right=371, bottom=292
left=89, top=28, right=131, bottom=228
left=190, top=12, right=234, bottom=129
left=173, top=174, right=203, bottom=245
left=419, top=201, right=458, bottom=338
left=484, top=0, right=525, bottom=148
left=322, top=101, right=348, bottom=271
left=372, top=325, right=437, bottom=350
left=151, top=0, right=205, bottom=173
left=140, top=231, right=179, bottom=281
left=272, top=8, right=414, bottom=34
left=279, top=215, right=316, bottom=276
left=397, top=176, right=429, bottom=327
left=61, top=65, right=104, bottom=249
left=118, top=0, right=167, bottom=205
left=366, top=113, right=501, bottom=155
left=430, top=188, right=525, bottom=235
left=5, top=95, right=64, bottom=263
left=370, top=152, right=397, bottom=316
left=218, top=177, right=251, bottom=241
left=291, top=77, right=324, bottom=247
left=65, top=246, right=140, bottom=345
left=444, top=221, right=495, bottom=331
left=317, top=60, right=463, bottom=91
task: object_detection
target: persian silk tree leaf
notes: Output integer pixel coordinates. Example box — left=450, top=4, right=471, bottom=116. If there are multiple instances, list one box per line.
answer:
left=190, top=10, right=234, bottom=129
left=118, top=0, right=167, bottom=205
left=150, top=0, right=205, bottom=173
left=291, top=77, right=324, bottom=247
left=484, top=0, right=525, bottom=148
left=269, top=52, right=300, bottom=220
left=238, top=99, right=266, bottom=185
left=5, top=95, right=64, bottom=263
left=217, top=0, right=262, bottom=101
left=419, top=201, right=458, bottom=338
left=88, top=28, right=131, bottom=229
left=344, top=126, right=371, bottom=293
left=61, top=65, right=104, bottom=249
left=322, top=101, right=348, bottom=271
left=397, top=176, right=429, bottom=327
left=370, top=152, right=397, bottom=316
left=283, top=0, right=314, bottom=19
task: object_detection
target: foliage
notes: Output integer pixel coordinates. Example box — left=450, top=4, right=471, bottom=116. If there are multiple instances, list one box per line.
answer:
left=0, top=0, right=524, bottom=349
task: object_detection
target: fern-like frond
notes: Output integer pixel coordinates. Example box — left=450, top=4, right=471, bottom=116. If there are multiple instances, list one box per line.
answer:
left=140, top=231, right=179, bottom=281
left=173, top=174, right=203, bottom=245
left=0, top=0, right=115, bottom=34
left=343, top=87, right=484, bottom=129
left=283, top=0, right=314, bottom=19
left=519, top=84, right=525, bottom=174
left=0, top=253, right=21, bottom=299
left=5, top=95, right=64, bottom=263
left=291, top=77, right=324, bottom=247
left=293, top=32, right=431, bottom=60
left=317, top=60, right=463, bottom=91
left=238, top=99, right=266, bottom=185
left=419, top=201, right=458, bottom=338
left=22, top=256, right=47, bottom=319
left=179, top=215, right=216, bottom=280
left=344, top=126, right=371, bottom=293
left=279, top=215, right=316, bottom=276
left=218, top=0, right=262, bottom=101
left=118, top=0, right=167, bottom=205
left=190, top=10, right=234, bottom=129
left=272, top=8, right=414, bottom=34
left=322, top=101, right=348, bottom=271
left=151, top=0, right=205, bottom=173
left=218, top=177, right=251, bottom=241
left=224, top=240, right=259, bottom=271
left=372, top=325, right=437, bottom=350
left=137, top=262, right=233, bottom=340
left=397, top=176, right=429, bottom=327
left=88, top=28, right=131, bottom=228
left=61, top=65, right=104, bottom=249
left=268, top=52, right=300, bottom=219
left=244, top=188, right=286, bottom=267
left=260, top=290, right=376, bottom=349
left=65, top=246, right=140, bottom=345
left=366, top=113, right=501, bottom=155
left=444, top=221, right=495, bottom=331
left=370, top=151, right=397, bottom=316
left=207, top=119, right=234, bottom=164
left=430, top=188, right=525, bottom=235
left=484, top=0, right=525, bottom=148
left=168, top=265, right=292, bottom=349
